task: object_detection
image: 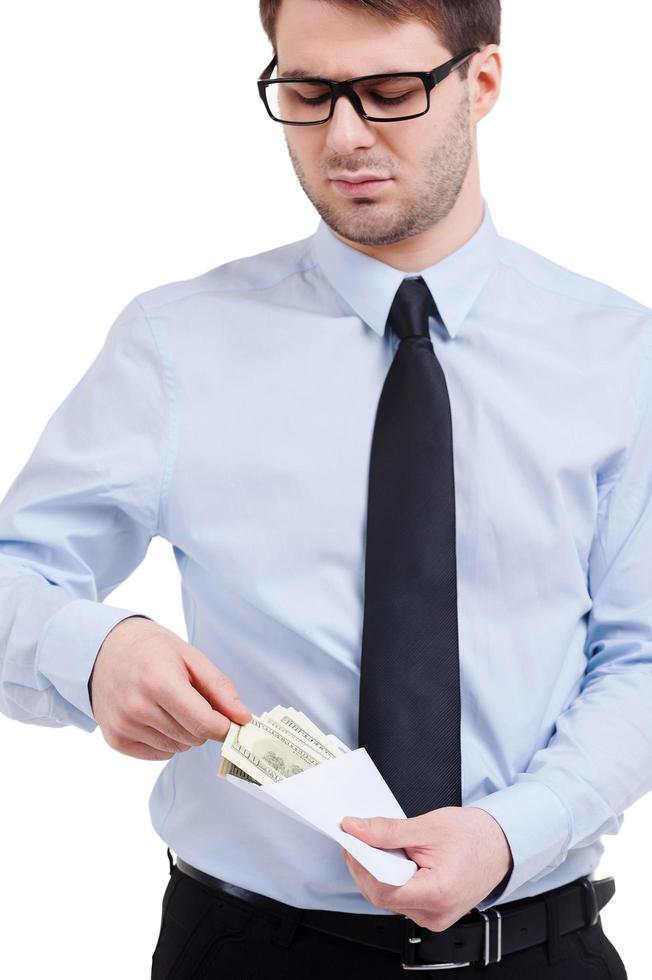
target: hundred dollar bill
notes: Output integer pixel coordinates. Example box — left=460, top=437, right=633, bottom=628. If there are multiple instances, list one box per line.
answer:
left=216, top=706, right=351, bottom=784
left=258, top=713, right=338, bottom=762
left=219, top=715, right=327, bottom=785
left=216, top=753, right=259, bottom=783
left=263, top=706, right=347, bottom=758
left=216, top=707, right=332, bottom=781
left=268, top=706, right=351, bottom=755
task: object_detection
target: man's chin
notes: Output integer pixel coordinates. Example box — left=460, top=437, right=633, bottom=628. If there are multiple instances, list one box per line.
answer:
left=315, top=203, right=404, bottom=244
left=326, top=216, right=418, bottom=248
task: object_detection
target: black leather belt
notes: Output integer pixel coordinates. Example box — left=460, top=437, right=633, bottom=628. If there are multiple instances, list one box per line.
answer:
left=172, top=851, right=615, bottom=971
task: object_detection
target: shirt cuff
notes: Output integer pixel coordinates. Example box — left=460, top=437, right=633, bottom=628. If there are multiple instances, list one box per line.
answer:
left=35, top=599, right=153, bottom=732
left=464, top=778, right=573, bottom=911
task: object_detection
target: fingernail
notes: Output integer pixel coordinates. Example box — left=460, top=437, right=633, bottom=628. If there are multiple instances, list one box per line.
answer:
left=344, top=816, right=368, bottom=827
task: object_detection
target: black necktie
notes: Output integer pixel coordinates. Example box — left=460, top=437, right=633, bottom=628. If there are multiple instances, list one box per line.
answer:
left=357, top=275, right=462, bottom=818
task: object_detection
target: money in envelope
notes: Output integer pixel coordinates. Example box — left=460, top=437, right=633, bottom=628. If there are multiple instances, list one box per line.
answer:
left=217, top=705, right=418, bottom=887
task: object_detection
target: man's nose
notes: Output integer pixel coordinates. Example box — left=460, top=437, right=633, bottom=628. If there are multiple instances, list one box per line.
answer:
left=325, top=94, right=377, bottom=152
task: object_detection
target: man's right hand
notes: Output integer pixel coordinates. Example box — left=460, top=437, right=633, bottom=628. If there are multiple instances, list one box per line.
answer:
left=87, top=616, right=253, bottom=761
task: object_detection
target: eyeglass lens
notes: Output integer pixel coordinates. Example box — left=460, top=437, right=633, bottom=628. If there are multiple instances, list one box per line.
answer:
left=266, top=75, right=428, bottom=123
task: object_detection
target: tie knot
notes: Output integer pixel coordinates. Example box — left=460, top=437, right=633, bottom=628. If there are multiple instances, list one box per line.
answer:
left=386, top=276, right=437, bottom=342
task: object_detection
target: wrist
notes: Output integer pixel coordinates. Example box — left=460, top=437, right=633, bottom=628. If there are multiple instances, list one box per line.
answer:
left=88, top=614, right=154, bottom=709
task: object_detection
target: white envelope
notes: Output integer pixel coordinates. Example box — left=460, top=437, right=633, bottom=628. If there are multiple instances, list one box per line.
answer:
left=225, top=746, right=418, bottom=886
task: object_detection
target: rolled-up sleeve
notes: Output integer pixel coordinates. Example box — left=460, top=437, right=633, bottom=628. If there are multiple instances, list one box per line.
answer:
left=467, top=321, right=652, bottom=910
left=0, top=297, right=168, bottom=732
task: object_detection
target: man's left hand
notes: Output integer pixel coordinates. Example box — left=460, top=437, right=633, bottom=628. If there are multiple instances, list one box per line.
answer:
left=339, top=806, right=514, bottom=931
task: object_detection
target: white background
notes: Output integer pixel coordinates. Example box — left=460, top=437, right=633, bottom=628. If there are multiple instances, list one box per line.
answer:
left=1, top=1, right=650, bottom=976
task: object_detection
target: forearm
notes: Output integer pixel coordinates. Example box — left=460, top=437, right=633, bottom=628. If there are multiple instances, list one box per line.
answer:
left=468, top=662, right=652, bottom=907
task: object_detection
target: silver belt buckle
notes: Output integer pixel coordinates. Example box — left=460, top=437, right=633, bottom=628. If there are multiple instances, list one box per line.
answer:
left=401, top=915, right=471, bottom=970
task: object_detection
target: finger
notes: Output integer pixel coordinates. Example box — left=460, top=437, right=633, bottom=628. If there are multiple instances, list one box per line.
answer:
left=184, top=647, right=253, bottom=723
left=116, top=738, right=175, bottom=762
left=400, top=907, right=461, bottom=932
left=375, top=867, right=442, bottom=911
left=344, top=864, right=440, bottom=913
left=342, top=849, right=394, bottom=907
left=397, top=910, right=433, bottom=928
left=120, top=709, right=192, bottom=753
left=151, top=703, right=206, bottom=746
left=158, top=671, right=245, bottom=742
left=138, top=724, right=191, bottom=754
left=343, top=850, right=434, bottom=913
left=341, top=851, right=375, bottom=906
left=340, top=814, right=430, bottom=849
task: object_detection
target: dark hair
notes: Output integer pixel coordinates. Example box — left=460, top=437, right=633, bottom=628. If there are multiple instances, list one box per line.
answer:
left=258, top=0, right=501, bottom=80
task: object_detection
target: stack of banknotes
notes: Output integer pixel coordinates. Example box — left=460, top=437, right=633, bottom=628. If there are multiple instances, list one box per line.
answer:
left=217, top=705, right=352, bottom=785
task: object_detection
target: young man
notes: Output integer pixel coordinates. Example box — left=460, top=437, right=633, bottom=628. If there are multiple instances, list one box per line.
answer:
left=0, top=1, right=644, bottom=976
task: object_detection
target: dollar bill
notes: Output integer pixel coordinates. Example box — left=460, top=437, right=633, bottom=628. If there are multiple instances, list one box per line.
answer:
left=216, top=706, right=351, bottom=785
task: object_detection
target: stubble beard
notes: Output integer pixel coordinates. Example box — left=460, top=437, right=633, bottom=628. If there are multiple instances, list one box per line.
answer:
left=285, top=86, right=473, bottom=246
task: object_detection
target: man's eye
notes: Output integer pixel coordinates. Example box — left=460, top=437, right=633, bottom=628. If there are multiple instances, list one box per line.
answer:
left=287, top=84, right=330, bottom=104
left=295, top=93, right=330, bottom=105
left=370, top=92, right=411, bottom=105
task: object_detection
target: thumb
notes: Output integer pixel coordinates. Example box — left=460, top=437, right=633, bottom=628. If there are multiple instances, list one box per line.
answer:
left=340, top=814, right=423, bottom=848
left=183, top=647, right=252, bottom=724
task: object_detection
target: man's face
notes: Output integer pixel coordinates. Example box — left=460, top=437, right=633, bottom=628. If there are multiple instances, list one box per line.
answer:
left=275, top=0, right=475, bottom=247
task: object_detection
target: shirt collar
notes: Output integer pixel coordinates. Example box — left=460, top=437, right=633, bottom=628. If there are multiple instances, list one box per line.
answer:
left=309, top=196, right=500, bottom=339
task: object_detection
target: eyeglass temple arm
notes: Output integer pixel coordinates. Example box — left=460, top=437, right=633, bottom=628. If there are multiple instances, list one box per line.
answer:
left=259, top=46, right=479, bottom=85
left=259, top=53, right=277, bottom=81
left=431, top=47, right=480, bottom=85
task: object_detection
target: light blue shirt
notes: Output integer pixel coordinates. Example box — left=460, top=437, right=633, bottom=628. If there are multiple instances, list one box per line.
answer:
left=2, top=198, right=651, bottom=914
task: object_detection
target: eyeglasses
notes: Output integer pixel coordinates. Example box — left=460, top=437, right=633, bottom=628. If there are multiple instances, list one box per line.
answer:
left=257, top=49, right=480, bottom=126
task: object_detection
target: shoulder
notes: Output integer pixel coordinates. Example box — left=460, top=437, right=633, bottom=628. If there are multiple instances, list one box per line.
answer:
left=496, top=233, right=652, bottom=322
left=132, top=233, right=317, bottom=317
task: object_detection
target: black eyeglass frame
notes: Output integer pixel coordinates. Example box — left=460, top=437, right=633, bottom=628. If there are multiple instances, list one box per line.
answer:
left=257, top=48, right=480, bottom=125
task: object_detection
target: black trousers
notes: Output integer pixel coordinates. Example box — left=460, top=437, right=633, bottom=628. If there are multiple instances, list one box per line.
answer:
left=151, top=863, right=629, bottom=979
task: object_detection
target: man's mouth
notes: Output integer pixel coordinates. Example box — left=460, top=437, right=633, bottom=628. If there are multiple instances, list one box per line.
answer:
left=330, top=176, right=393, bottom=197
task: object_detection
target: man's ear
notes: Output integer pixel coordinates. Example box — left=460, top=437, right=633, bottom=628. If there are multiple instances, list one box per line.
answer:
left=471, top=45, right=502, bottom=123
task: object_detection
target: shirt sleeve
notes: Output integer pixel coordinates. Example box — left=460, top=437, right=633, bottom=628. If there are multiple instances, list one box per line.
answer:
left=0, top=297, right=168, bottom=733
left=466, top=321, right=652, bottom=911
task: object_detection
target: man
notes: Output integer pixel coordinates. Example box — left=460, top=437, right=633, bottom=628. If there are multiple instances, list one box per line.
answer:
left=0, top=0, right=644, bottom=975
